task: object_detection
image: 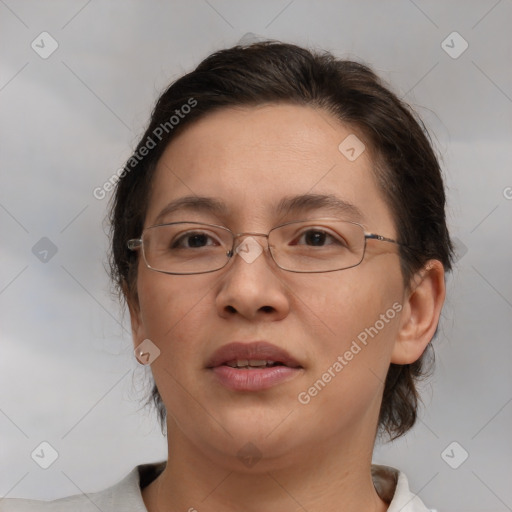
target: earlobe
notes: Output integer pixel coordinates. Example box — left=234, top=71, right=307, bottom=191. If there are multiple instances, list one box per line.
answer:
left=391, top=260, right=446, bottom=364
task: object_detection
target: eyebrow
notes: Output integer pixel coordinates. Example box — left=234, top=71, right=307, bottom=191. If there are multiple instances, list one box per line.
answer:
left=275, top=193, right=364, bottom=222
left=153, top=196, right=229, bottom=225
left=153, top=193, right=364, bottom=225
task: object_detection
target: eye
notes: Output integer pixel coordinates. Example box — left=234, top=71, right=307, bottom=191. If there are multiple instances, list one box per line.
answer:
left=171, top=230, right=221, bottom=249
left=292, top=228, right=348, bottom=247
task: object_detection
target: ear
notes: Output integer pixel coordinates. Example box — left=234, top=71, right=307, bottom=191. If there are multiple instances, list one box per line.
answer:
left=124, top=283, right=147, bottom=350
left=391, top=260, right=446, bottom=364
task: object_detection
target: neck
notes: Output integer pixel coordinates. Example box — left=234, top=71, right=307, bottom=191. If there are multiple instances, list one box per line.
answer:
left=142, top=424, right=388, bottom=512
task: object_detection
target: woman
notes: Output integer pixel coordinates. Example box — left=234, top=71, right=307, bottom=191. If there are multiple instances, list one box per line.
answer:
left=4, top=41, right=452, bottom=511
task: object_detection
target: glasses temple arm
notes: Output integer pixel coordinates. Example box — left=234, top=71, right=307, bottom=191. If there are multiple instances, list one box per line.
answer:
left=365, top=233, right=408, bottom=247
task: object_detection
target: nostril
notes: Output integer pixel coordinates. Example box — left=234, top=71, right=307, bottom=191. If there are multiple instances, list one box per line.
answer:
left=260, top=306, right=274, bottom=313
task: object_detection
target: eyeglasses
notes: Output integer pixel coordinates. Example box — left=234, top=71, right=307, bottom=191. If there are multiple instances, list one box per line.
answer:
left=127, top=219, right=407, bottom=275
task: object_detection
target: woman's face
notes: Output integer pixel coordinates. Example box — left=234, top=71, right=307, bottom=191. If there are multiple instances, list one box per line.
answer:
left=131, top=104, right=407, bottom=469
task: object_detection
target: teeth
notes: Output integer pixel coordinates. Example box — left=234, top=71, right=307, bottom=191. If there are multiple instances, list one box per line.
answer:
left=225, top=360, right=277, bottom=368
left=248, top=359, right=268, bottom=367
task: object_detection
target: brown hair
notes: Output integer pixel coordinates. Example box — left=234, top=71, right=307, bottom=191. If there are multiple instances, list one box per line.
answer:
left=109, top=41, right=453, bottom=441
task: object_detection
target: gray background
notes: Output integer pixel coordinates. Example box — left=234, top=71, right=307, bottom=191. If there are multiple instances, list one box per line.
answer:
left=1, top=1, right=511, bottom=510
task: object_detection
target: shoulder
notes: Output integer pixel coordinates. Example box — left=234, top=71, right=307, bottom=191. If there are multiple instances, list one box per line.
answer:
left=371, top=464, right=432, bottom=512
left=0, top=462, right=166, bottom=512
left=1, top=492, right=112, bottom=512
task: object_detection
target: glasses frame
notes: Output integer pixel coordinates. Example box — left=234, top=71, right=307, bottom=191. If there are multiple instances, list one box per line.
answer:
left=127, top=218, right=409, bottom=275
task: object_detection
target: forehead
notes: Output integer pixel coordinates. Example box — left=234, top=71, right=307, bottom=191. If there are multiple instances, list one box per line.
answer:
left=147, top=104, right=394, bottom=232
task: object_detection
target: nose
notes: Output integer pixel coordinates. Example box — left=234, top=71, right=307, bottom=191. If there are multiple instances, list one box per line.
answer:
left=215, top=234, right=290, bottom=321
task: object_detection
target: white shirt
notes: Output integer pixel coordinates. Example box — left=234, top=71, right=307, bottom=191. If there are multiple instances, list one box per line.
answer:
left=1, top=463, right=430, bottom=511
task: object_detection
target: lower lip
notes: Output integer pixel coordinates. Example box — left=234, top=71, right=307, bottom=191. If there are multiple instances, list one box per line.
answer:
left=210, top=365, right=302, bottom=391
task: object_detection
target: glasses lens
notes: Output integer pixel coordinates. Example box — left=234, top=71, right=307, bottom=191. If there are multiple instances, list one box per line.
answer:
left=142, top=223, right=233, bottom=274
left=269, top=220, right=365, bottom=272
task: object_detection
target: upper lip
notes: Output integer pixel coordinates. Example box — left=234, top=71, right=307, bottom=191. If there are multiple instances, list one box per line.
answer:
left=206, top=341, right=302, bottom=368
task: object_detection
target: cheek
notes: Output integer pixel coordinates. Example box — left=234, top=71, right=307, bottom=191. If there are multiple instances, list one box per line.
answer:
left=137, top=270, right=214, bottom=352
left=292, top=266, right=403, bottom=430
left=136, top=272, right=214, bottom=403
left=294, top=259, right=403, bottom=369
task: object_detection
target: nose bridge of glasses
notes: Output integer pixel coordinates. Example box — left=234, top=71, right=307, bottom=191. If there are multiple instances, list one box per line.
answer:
left=231, top=231, right=269, bottom=249
left=230, top=232, right=270, bottom=265
left=237, top=229, right=268, bottom=239
left=233, top=231, right=269, bottom=239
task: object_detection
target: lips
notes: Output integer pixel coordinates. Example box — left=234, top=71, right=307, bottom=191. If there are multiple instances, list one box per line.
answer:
left=206, top=341, right=302, bottom=369
left=206, top=341, right=303, bottom=392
